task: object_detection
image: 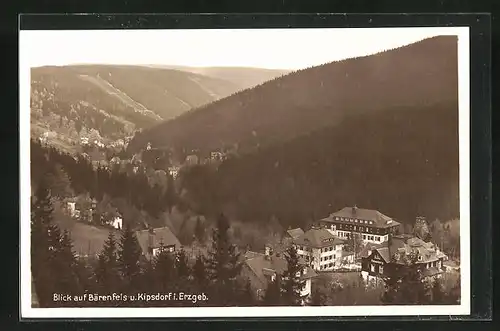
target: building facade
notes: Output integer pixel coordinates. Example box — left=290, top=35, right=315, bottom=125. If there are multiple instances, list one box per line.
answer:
left=242, top=249, right=317, bottom=303
left=292, top=227, right=345, bottom=271
left=318, top=206, right=401, bottom=244
left=360, top=235, right=448, bottom=283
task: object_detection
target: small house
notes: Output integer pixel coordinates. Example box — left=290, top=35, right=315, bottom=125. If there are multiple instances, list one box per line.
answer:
left=135, top=227, right=181, bottom=260
left=111, top=216, right=123, bottom=230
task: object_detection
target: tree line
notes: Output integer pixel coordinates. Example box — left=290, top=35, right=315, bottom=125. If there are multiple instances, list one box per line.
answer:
left=31, top=179, right=310, bottom=307
left=31, top=139, right=177, bottom=228
left=31, top=176, right=460, bottom=308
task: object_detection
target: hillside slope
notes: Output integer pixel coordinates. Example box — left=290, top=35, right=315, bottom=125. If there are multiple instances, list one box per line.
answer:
left=129, top=36, right=458, bottom=155
left=207, top=101, right=459, bottom=227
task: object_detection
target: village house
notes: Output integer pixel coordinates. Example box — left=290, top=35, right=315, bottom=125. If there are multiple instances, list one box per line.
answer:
left=168, top=165, right=181, bottom=179
left=135, top=227, right=181, bottom=260
left=80, top=136, right=89, bottom=145
left=319, top=206, right=401, bottom=244
left=107, top=215, right=123, bottom=230
left=65, top=198, right=77, bottom=218
left=293, top=226, right=345, bottom=271
left=359, top=234, right=448, bottom=283
left=241, top=247, right=317, bottom=303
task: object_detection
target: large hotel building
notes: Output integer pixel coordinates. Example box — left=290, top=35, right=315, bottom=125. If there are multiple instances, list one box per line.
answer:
left=318, top=206, right=401, bottom=244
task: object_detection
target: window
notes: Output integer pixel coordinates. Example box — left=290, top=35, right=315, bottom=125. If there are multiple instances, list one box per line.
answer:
left=370, top=264, right=375, bottom=272
left=379, top=265, right=384, bottom=274
left=363, top=235, right=366, bottom=240
left=333, top=255, right=336, bottom=259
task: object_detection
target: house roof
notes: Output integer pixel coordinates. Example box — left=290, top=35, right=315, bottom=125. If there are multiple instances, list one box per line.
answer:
left=364, top=235, right=448, bottom=265
left=135, top=227, right=181, bottom=255
left=293, top=227, right=344, bottom=248
left=324, top=206, right=401, bottom=228
left=286, top=228, right=305, bottom=239
left=244, top=251, right=317, bottom=288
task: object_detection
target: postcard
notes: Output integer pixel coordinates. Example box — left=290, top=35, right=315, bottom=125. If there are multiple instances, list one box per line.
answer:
left=20, top=24, right=470, bottom=318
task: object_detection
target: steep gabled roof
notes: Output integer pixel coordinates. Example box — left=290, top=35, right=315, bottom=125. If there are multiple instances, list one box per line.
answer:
left=293, top=227, right=344, bottom=248
left=286, top=228, right=305, bottom=239
left=135, top=227, right=181, bottom=254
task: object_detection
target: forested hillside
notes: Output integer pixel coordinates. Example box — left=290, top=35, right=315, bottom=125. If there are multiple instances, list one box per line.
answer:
left=129, top=36, right=458, bottom=155
left=204, top=101, right=459, bottom=227
left=30, top=65, right=245, bottom=148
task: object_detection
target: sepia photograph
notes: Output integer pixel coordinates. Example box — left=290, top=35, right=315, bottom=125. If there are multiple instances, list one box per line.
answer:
left=20, top=25, right=470, bottom=318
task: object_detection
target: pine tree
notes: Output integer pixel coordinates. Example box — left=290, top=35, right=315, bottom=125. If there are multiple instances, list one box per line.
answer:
left=94, top=232, right=121, bottom=296
left=205, top=213, right=242, bottom=306
left=194, top=217, right=205, bottom=244
left=153, top=246, right=177, bottom=293
left=381, top=250, right=431, bottom=305
left=262, top=278, right=282, bottom=306
left=31, top=180, right=58, bottom=307
left=280, top=245, right=306, bottom=306
left=192, top=254, right=208, bottom=290
left=431, top=278, right=445, bottom=304
left=117, top=224, right=142, bottom=293
left=52, top=230, right=83, bottom=305
left=175, top=247, right=191, bottom=279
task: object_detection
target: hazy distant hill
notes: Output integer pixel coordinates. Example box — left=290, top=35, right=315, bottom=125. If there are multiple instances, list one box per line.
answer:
left=30, top=65, right=246, bottom=147
left=129, top=36, right=458, bottom=155
left=146, top=65, right=290, bottom=90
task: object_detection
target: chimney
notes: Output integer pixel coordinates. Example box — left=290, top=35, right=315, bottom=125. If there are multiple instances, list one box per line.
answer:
left=352, top=205, right=358, bottom=214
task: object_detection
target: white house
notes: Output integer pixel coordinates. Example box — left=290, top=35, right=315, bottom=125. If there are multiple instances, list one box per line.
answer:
left=66, top=201, right=77, bottom=217
left=293, top=226, right=345, bottom=271
left=111, top=216, right=123, bottom=230
left=168, top=166, right=180, bottom=179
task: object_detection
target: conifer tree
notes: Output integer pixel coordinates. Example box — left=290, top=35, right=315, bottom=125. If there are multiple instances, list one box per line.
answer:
left=192, top=254, right=208, bottom=290
left=205, top=213, right=242, bottom=306
left=31, top=179, right=58, bottom=307
left=281, top=245, right=306, bottom=306
left=194, top=217, right=205, bottom=243
left=431, top=277, right=445, bottom=304
left=381, top=250, right=431, bottom=305
left=175, top=247, right=191, bottom=279
left=94, top=232, right=121, bottom=295
left=117, top=224, right=142, bottom=293
left=152, top=243, right=176, bottom=292
left=52, top=230, right=83, bottom=305
left=262, top=278, right=282, bottom=306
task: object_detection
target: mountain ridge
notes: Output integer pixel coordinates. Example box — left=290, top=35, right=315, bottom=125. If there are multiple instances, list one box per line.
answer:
left=128, top=35, right=458, bottom=156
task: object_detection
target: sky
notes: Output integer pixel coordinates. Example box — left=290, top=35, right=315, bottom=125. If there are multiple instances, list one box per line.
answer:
left=20, top=27, right=463, bottom=70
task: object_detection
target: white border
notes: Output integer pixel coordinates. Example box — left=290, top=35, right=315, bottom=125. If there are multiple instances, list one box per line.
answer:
left=19, top=26, right=470, bottom=318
